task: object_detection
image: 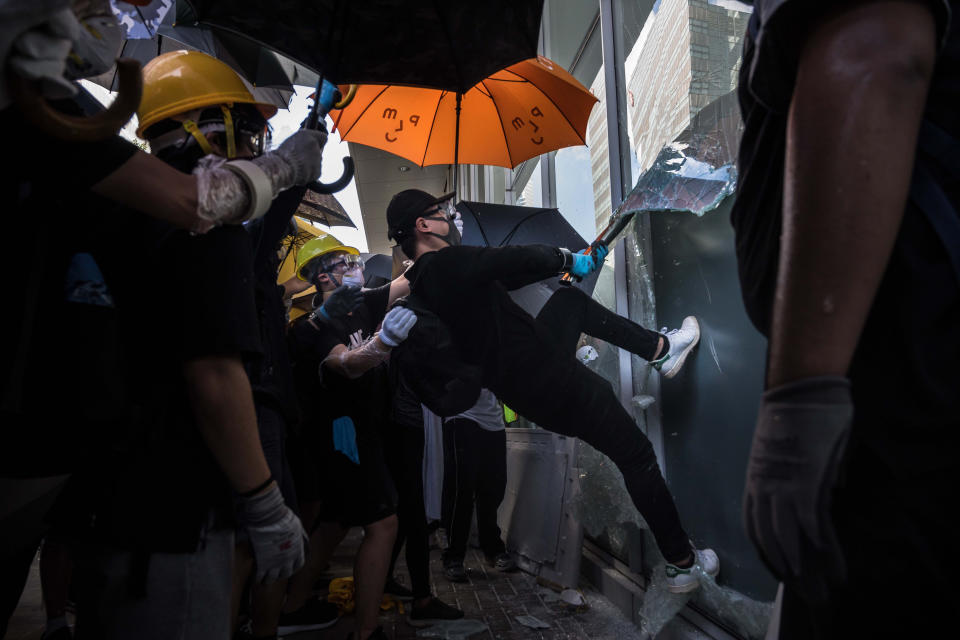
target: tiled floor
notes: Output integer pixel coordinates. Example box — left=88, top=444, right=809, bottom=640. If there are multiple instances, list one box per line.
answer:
left=9, top=530, right=643, bottom=639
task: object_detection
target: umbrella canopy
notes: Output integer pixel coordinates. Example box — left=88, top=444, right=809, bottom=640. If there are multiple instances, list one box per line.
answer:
left=179, top=0, right=543, bottom=93
left=296, top=185, right=357, bottom=229
left=88, top=33, right=294, bottom=111
left=331, top=56, right=598, bottom=170
left=456, top=200, right=600, bottom=298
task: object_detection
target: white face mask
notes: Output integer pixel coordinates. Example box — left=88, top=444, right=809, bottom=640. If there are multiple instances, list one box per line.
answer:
left=340, top=268, right=365, bottom=288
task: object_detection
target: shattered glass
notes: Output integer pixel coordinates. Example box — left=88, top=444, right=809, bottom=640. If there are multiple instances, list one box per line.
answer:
left=620, top=90, right=743, bottom=218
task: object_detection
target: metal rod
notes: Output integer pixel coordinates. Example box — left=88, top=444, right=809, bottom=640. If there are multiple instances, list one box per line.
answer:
left=454, top=92, right=462, bottom=197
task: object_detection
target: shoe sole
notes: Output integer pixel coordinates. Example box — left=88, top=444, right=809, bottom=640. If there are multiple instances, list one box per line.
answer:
left=277, top=617, right=340, bottom=634
left=662, top=317, right=700, bottom=379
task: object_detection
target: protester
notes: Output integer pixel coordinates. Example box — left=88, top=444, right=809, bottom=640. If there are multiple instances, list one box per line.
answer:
left=386, top=188, right=718, bottom=593
left=0, top=12, right=326, bottom=631
left=440, top=389, right=515, bottom=583
left=41, top=50, right=309, bottom=639
left=732, top=2, right=958, bottom=637
left=285, top=232, right=413, bottom=640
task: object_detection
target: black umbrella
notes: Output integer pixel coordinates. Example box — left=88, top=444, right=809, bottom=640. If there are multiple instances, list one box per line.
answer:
left=178, top=1, right=544, bottom=93
left=296, top=186, right=357, bottom=229
left=360, top=253, right=393, bottom=288
left=455, top=201, right=600, bottom=297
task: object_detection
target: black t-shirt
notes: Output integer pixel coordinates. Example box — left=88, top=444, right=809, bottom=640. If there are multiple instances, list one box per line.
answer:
left=288, top=285, right=391, bottom=440
left=403, top=244, right=565, bottom=384
left=28, top=194, right=262, bottom=550
left=732, top=0, right=957, bottom=332
left=731, top=2, right=960, bottom=440
left=102, top=212, right=261, bottom=550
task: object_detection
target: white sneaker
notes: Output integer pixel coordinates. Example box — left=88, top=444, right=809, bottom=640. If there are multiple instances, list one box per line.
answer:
left=665, top=548, right=720, bottom=594
left=653, top=316, right=700, bottom=379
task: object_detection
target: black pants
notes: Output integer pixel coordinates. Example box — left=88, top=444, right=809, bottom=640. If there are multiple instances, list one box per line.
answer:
left=384, top=425, right=432, bottom=599
left=488, top=287, right=691, bottom=563
left=535, top=286, right=662, bottom=360
left=441, top=418, right=507, bottom=563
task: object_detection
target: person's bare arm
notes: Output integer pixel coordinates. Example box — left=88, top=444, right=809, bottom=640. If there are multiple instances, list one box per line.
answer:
left=92, top=151, right=211, bottom=232
left=183, top=354, right=272, bottom=494
left=767, top=1, right=936, bottom=388
left=387, top=273, right=410, bottom=306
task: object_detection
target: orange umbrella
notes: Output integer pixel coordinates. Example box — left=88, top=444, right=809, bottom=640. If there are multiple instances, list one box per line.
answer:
left=330, top=56, right=598, bottom=177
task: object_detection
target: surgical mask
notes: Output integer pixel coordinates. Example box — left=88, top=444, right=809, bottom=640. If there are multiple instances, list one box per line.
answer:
left=339, top=267, right=365, bottom=288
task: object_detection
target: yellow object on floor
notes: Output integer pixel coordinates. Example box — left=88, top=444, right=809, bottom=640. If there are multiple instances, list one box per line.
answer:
left=325, top=577, right=405, bottom=615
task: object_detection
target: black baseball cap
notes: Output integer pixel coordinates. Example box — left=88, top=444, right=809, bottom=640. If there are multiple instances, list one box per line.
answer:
left=386, top=189, right=455, bottom=242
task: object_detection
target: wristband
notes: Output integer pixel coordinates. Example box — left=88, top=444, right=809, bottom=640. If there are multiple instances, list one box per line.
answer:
left=239, top=475, right=274, bottom=498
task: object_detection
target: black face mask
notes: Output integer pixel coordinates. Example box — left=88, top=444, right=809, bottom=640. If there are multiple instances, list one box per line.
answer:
left=423, top=217, right=461, bottom=247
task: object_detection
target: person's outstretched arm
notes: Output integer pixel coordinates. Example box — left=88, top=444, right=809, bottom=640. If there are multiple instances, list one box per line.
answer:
left=443, top=244, right=595, bottom=289
left=767, top=2, right=936, bottom=387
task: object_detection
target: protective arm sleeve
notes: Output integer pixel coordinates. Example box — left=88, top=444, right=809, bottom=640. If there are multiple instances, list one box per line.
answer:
left=449, top=244, right=567, bottom=289
left=321, top=338, right=392, bottom=380
left=193, top=128, right=326, bottom=226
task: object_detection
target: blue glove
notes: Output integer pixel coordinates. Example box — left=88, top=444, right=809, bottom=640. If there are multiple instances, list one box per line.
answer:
left=332, top=416, right=360, bottom=464
left=570, top=244, right=607, bottom=278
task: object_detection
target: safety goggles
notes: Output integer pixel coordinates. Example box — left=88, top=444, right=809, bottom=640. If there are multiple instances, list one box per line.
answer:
left=320, top=253, right=365, bottom=273
left=421, top=197, right=456, bottom=221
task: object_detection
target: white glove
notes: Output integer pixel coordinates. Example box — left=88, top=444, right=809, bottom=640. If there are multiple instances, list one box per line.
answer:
left=379, top=306, right=418, bottom=347
left=274, top=128, right=328, bottom=187
left=8, top=9, right=82, bottom=100
left=235, top=483, right=307, bottom=583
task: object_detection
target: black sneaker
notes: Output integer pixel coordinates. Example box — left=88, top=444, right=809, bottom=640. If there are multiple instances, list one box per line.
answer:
left=408, top=597, right=464, bottom=627
left=277, top=597, right=340, bottom=634
left=485, top=552, right=517, bottom=572
left=442, top=560, right=468, bottom=583
left=384, top=576, right=414, bottom=601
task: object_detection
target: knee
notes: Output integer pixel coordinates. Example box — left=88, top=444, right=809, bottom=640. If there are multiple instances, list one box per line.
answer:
left=366, top=514, right=399, bottom=540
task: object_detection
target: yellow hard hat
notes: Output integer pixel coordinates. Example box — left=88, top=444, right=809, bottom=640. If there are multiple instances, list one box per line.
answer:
left=136, top=50, right=278, bottom=138
left=296, top=232, right=360, bottom=281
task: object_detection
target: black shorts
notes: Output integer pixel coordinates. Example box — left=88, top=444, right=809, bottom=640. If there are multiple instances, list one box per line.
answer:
left=291, top=419, right=397, bottom=527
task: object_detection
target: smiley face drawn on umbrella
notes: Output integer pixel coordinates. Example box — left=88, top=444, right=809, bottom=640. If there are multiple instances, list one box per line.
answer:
left=382, top=108, right=421, bottom=143
left=510, top=106, right=545, bottom=145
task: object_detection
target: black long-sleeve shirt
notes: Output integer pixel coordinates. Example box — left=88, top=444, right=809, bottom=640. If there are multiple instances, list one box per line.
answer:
left=404, top=244, right=565, bottom=383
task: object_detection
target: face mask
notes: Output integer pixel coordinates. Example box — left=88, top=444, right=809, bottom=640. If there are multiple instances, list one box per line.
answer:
left=339, top=268, right=365, bottom=288
left=425, top=217, right=462, bottom=247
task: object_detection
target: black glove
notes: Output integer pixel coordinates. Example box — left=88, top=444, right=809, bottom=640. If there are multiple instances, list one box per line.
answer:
left=314, top=285, right=363, bottom=322
left=743, top=375, right=852, bottom=603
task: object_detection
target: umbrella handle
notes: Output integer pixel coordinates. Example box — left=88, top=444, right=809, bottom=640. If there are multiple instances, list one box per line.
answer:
left=8, top=58, right=143, bottom=142
left=311, top=157, right=355, bottom=194
left=333, top=84, right=357, bottom=109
